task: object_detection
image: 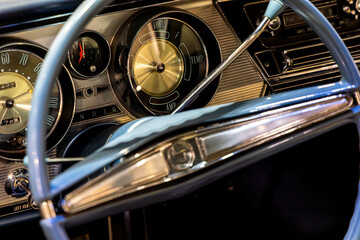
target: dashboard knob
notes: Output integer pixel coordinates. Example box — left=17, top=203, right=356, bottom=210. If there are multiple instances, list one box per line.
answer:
left=268, top=16, right=281, bottom=31
left=5, top=168, right=30, bottom=198
left=343, top=0, right=360, bottom=19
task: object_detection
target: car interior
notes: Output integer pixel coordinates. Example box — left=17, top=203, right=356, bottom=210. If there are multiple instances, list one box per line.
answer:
left=0, top=0, right=360, bottom=239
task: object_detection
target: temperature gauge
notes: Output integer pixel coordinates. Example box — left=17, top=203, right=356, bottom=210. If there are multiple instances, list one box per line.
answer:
left=68, top=31, right=110, bottom=78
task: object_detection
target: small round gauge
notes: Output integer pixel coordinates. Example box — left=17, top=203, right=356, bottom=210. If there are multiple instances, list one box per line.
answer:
left=110, top=11, right=221, bottom=116
left=0, top=44, right=75, bottom=160
left=128, top=17, right=209, bottom=114
left=68, top=31, right=110, bottom=78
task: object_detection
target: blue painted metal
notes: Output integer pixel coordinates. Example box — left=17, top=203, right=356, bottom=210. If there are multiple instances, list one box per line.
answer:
left=264, top=0, right=287, bottom=20
left=27, top=0, right=113, bottom=204
left=48, top=0, right=360, bottom=197
left=24, top=0, right=360, bottom=238
left=40, top=216, right=69, bottom=240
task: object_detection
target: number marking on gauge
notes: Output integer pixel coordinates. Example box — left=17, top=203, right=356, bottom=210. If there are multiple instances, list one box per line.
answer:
left=34, top=62, right=42, bottom=74
left=48, top=97, right=59, bottom=108
left=1, top=117, right=21, bottom=126
left=0, top=82, right=16, bottom=90
left=1, top=52, right=10, bottom=65
left=45, top=114, right=55, bottom=127
left=19, top=53, right=28, bottom=66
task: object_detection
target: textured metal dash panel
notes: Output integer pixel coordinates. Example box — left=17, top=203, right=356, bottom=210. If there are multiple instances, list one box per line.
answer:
left=188, top=5, right=265, bottom=106
left=0, top=161, right=60, bottom=209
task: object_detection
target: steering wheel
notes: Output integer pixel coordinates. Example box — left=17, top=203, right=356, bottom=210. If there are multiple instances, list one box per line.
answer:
left=26, top=0, right=360, bottom=239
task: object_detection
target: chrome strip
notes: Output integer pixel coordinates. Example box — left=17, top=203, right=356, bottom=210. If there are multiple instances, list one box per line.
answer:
left=172, top=16, right=271, bottom=114
left=63, top=151, right=170, bottom=213
left=63, top=94, right=352, bottom=214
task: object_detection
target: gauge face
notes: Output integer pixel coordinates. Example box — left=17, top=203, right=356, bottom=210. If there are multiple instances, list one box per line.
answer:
left=0, top=45, right=75, bottom=160
left=68, top=32, right=110, bottom=78
left=128, top=17, right=209, bottom=114
left=132, top=39, right=184, bottom=96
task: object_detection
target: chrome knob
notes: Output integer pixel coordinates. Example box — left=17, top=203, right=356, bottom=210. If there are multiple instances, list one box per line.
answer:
left=5, top=168, right=30, bottom=198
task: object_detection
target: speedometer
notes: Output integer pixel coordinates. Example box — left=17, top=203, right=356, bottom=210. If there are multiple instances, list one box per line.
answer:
left=110, top=10, right=221, bottom=116
left=0, top=43, right=75, bottom=160
left=0, top=50, right=60, bottom=134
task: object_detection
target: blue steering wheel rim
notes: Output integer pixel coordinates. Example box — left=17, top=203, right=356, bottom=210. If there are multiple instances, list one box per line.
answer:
left=26, top=0, right=360, bottom=239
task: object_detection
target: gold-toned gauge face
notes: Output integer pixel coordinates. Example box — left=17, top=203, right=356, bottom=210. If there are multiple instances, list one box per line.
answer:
left=0, top=48, right=66, bottom=159
left=128, top=17, right=210, bottom=114
left=0, top=72, right=33, bottom=134
left=111, top=12, right=221, bottom=117
left=133, top=39, right=184, bottom=96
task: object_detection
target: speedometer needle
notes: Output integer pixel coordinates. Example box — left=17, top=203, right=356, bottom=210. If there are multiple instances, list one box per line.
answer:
left=0, top=108, right=8, bottom=124
left=14, top=89, right=32, bottom=100
left=79, top=42, right=85, bottom=63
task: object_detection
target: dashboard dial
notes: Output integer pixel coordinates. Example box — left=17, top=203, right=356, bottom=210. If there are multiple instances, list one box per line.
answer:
left=0, top=44, right=75, bottom=160
left=68, top=31, right=110, bottom=78
left=132, top=39, right=184, bottom=96
left=110, top=11, right=221, bottom=116
left=128, top=17, right=209, bottom=114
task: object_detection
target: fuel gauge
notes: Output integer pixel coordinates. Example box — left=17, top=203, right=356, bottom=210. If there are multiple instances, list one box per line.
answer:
left=68, top=31, right=110, bottom=78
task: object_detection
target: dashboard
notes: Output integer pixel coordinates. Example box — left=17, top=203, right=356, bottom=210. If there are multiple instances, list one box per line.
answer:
left=0, top=0, right=358, bottom=225
left=0, top=0, right=265, bottom=221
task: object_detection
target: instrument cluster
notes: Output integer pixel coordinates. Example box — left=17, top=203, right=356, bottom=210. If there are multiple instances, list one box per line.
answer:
left=0, top=0, right=265, bottom=218
left=0, top=9, right=222, bottom=161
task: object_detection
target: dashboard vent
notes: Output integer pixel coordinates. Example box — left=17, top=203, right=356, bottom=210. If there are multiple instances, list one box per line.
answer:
left=268, top=35, right=360, bottom=92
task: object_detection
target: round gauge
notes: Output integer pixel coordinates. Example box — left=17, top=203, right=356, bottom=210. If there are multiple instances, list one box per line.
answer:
left=110, top=11, right=221, bottom=116
left=132, top=39, right=185, bottom=96
left=68, top=31, right=110, bottom=78
left=0, top=44, right=75, bottom=160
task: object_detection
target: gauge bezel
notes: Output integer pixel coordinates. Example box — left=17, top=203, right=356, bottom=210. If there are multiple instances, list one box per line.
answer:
left=0, top=42, right=76, bottom=160
left=67, top=30, right=111, bottom=79
left=0, top=49, right=63, bottom=136
left=110, top=9, right=222, bottom=117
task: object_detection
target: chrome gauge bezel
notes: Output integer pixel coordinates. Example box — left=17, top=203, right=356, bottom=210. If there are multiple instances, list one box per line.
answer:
left=67, top=30, right=111, bottom=79
left=0, top=42, right=76, bottom=160
left=109, top=9, right=222, bottom=117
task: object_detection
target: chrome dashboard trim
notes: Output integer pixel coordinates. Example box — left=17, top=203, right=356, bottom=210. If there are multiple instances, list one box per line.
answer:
left=63, top=94, right=353, bottom=214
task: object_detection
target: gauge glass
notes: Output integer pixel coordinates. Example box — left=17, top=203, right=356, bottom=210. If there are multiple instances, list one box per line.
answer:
left=0, top=49, right=62, bottom=157
left=128, top=17, right=209, bottom=114
left=68, top=32, right=110, bottom=78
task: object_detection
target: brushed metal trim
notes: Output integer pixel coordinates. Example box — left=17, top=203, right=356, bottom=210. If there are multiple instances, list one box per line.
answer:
left=63, top=151, right=170, bottom=213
